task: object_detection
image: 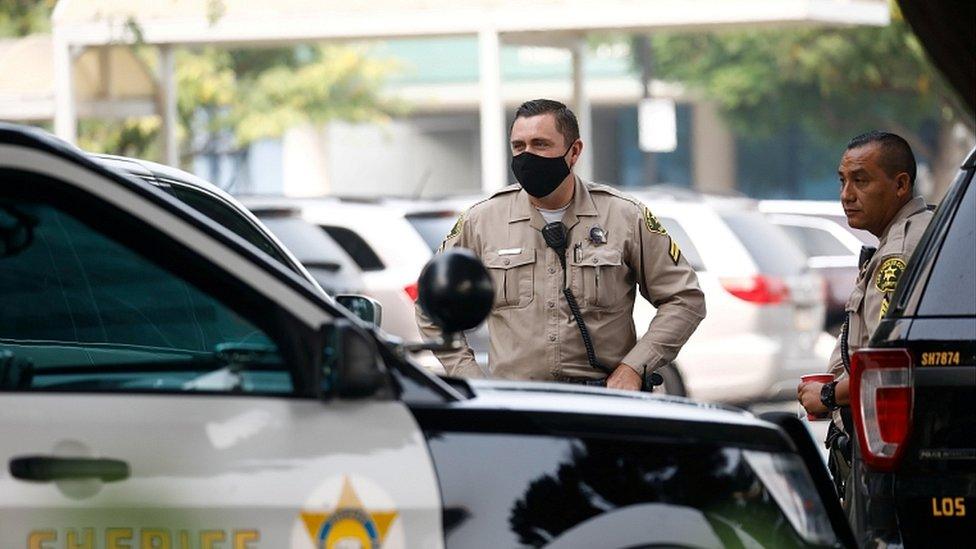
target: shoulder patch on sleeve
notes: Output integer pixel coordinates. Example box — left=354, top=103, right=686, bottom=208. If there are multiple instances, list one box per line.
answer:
left=446, top=211, right=464, bottom=240
left=642, top=205, right=669, bottom=236
left=437, top=211, right=465, bottom=252
left=875, top=256, right=907, bottom=293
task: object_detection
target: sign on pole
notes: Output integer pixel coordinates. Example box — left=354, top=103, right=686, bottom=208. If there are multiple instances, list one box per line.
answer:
left=638, top=98, right=677, bottom=152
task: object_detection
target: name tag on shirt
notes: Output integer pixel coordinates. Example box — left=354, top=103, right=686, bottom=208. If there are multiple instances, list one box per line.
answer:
left=498, top=248, right=523, bottom=255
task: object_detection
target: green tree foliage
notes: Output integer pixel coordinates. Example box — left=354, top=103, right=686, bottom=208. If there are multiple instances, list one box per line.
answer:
left=81, top=44, right=399, bottom=165
left=649, top=4, right=967, bottom=159
left=0, top=0, right=54, bottom=37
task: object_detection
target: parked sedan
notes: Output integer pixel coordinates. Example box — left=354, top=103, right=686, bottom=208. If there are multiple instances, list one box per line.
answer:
left=0, top=123, right=854, bottom=549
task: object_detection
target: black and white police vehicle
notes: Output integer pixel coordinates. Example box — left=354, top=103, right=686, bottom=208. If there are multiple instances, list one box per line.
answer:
left=1, top=124, right=853, bottom=548
left=847, top=147, right=976, bottom=547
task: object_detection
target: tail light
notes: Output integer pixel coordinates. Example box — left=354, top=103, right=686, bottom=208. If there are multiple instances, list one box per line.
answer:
left=720, top=275, right=790, bottom=305
left=850, top=348, right=913, bottom=472
left=403, top=282, right=419, bottom=302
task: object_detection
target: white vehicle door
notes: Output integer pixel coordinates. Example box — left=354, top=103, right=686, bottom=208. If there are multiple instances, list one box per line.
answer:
left=0, top=131, right=443, bottom=549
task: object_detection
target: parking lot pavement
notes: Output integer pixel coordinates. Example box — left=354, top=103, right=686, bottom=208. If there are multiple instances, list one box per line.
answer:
left=747, top=399, right=830, bottom=463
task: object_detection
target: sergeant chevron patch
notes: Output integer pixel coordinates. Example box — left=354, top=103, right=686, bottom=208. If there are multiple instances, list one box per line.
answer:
left=668, top=238, right=681, bottom=265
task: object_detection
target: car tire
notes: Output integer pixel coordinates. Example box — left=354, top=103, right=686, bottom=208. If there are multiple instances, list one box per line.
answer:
left=657, top=364, right=687, bottom=397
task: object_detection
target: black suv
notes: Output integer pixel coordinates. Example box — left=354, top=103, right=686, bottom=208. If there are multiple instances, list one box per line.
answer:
left=848, top=147, right=976, bottom=546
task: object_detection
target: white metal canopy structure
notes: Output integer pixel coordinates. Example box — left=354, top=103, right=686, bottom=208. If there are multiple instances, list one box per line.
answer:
left=0, top=34, right=155, bottom=122
left=52, top=0, right=889, bottom=191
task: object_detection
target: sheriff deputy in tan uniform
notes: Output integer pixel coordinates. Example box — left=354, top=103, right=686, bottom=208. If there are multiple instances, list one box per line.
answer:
left=417, top=99, right=706, bottom=391
left=797, top=131, right=932, bottom=500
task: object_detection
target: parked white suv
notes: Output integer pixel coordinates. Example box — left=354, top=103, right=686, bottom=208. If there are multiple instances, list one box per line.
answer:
left=632, top=191, right=827, bottom=403
left=765, top=213, right=863, bottom=331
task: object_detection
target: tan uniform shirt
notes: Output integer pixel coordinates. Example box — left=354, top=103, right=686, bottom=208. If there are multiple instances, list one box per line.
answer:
left=417, top=177, right=706, bottom=381
left=828, top=196, right=932, bottom=394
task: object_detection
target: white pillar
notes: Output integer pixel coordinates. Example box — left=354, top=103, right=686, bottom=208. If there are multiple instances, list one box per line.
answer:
left=691, top=101, right=736, bottom=193
left=52, top=33, right=76, bottom=144
left=158, top=45, right=179, bottom=167
left=478, top=28, right=506, bottom=193
left=571, top=39, right=593, bottom=180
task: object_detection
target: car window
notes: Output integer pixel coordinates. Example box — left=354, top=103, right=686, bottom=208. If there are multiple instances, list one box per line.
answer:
left=918, top=179, right=976, bottom=316
left=0, top=198, right=292, bottom=395
left=258, top=215, right=352, bottom=266
left=257, top=215, right=364, bottom=295
left=164, top=182, right=295, bottom=272
left=321, top=225, right=385, bottom=271
left=658, top=217, right=705, bottom=271
left=779, top=224, right=852, bottom=258
left=720, top=211, right=807, bottom=276
left=406, top=213, right=459, bottom=253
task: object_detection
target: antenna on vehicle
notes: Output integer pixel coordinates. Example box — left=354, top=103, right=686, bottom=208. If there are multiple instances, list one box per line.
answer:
left=412, top=167, right=433, bottom=200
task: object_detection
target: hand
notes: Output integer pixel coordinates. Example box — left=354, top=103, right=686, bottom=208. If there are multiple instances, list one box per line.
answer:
left=797, top=382, right=829, bottom=416
left=606, top=363, right=642, bottom=391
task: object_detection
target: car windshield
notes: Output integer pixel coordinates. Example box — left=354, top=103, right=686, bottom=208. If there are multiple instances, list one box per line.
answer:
left=0, top=199, right=291, bottom=395
left=720, top=211, right=808, bottom=276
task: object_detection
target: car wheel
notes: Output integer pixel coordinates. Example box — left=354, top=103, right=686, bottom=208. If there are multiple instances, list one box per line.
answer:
left=658, top=364, right=686, bottom=397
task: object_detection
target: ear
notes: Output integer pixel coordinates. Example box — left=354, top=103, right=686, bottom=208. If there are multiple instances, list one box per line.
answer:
left=569, top=140, right=583, bottom=167
left=894, top=172, right=912, bottom=198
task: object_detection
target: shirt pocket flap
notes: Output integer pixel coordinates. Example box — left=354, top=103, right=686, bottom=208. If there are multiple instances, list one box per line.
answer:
left=571, top=247, right=622, bottom=267
left=845, top=286, right=864, bottom=313
left=485, top=249, right=536, bottom=269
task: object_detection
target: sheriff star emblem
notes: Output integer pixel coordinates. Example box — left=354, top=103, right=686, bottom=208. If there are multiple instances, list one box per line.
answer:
left=301, top=477, right=398, bottom=548
left=875, top=257, right=907, bottom=293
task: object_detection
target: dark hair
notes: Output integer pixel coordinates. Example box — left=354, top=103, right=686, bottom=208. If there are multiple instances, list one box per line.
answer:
left=513, top=99, right=580, bottom=146
left=846, top=131, right=917, bottom=186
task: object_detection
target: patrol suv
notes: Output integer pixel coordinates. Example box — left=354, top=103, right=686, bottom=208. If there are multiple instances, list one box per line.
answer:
left=847, top=147, right=976, bottom=547
left=0, top=124, right=853, bottom=548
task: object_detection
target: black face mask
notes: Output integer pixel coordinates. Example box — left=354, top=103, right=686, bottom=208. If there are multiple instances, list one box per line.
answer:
left=511, top=144, right=574, bottom=198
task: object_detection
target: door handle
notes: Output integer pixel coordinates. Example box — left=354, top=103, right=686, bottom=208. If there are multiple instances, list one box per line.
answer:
left=9, top=455, right=130, bottom=482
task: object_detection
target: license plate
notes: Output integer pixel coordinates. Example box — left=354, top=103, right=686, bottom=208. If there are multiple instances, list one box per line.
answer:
left=901, top=496, right=976, bottom=545
left=930, top=496, right=969, bottom=518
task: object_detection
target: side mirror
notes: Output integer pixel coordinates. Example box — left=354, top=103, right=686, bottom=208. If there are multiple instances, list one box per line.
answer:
left=335, top=294, right=383, bottom=327
left=321, top=320, right=389, bottom=399
left=417, top=248, right=493, bottom=334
